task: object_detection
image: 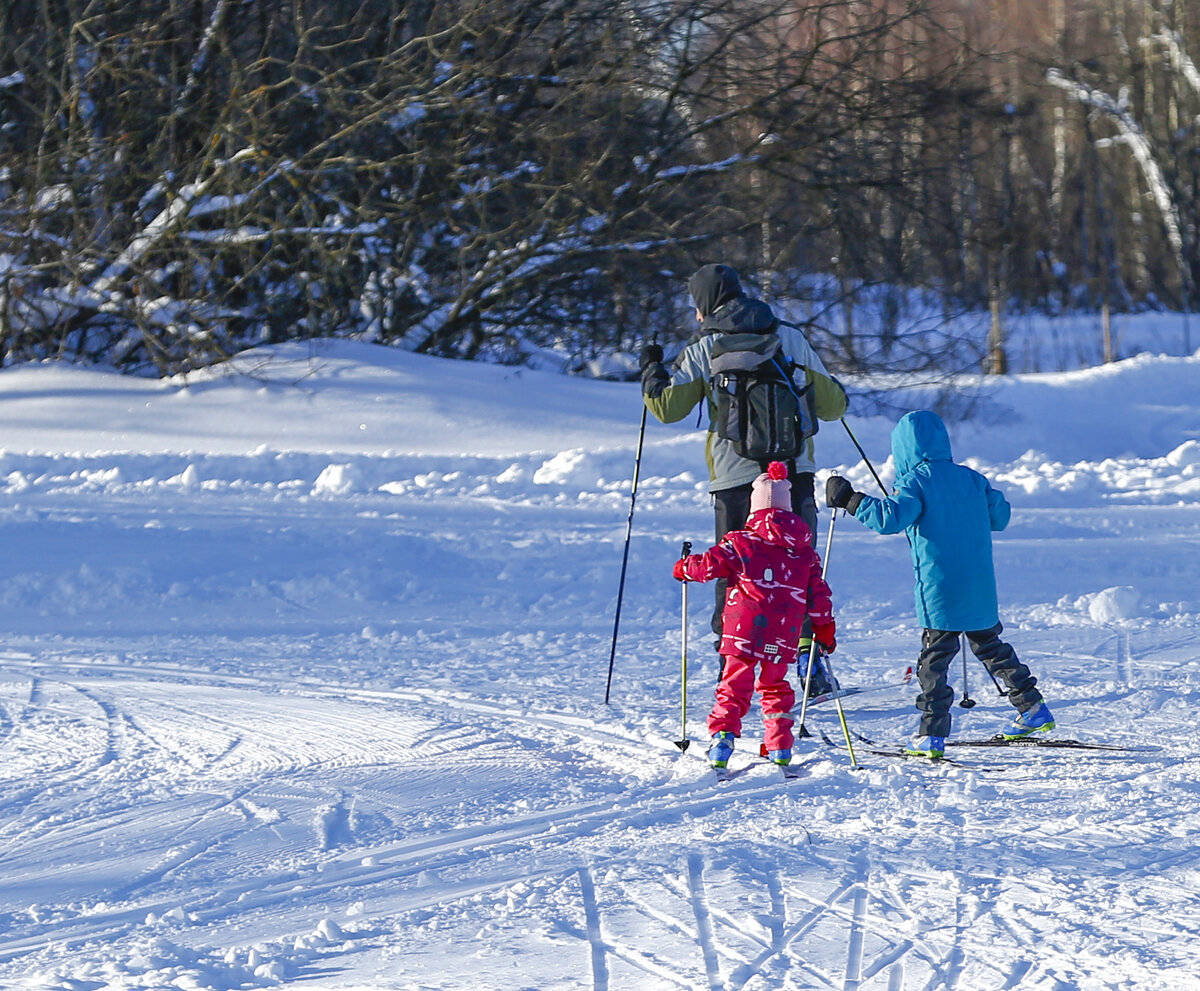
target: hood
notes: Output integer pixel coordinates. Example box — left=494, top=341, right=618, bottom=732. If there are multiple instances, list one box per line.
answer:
left=891, top=409, right=953, bottom=477
left=744, top=507, right=812, bottom=549
left=688, top=264, right=743, bottom=317
left=700, top=296, right=777, bottom=336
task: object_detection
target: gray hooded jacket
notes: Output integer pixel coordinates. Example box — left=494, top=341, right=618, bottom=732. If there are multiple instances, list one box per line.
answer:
left=644, top=265, right=847, bottom=491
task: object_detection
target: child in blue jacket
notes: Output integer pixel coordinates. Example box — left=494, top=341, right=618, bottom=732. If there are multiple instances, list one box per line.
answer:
left=826, top=409, right=1053, bottom=757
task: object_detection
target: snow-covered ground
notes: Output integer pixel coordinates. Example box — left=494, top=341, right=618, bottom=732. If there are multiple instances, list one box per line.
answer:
left=2, top=337, right=1200, bottom=990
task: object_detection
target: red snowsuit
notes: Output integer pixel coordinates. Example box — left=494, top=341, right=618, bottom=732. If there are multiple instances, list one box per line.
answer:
left=677, top=508, right=834, bottom=751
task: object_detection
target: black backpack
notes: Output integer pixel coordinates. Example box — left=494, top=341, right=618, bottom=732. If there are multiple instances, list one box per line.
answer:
left=709, top=331, right=818, bottom=463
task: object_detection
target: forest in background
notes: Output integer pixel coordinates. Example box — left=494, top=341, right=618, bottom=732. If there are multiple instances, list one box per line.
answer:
left=1, top=0, right=1198, bottom=377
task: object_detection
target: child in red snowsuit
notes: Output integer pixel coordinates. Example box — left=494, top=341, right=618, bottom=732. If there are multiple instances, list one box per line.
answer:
left=673, top=462, right=836, bottom=768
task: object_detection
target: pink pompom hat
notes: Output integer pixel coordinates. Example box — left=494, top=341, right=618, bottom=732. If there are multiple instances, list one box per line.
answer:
left=750, top=461, right=792, bottom=513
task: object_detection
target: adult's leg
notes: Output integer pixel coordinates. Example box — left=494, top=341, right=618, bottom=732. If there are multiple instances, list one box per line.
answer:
left=790, top=469, right=817, bottom=637
left=711, top=484, right=752, bottom=638
left=789, top=470, right=817, bottom=549
left=966, top=622, right=1042, bottom=711
left=915, top=629, right=958, bottom=738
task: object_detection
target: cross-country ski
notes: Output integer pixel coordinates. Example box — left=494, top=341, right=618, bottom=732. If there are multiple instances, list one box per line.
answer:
left=948, top=735, right=1160, bottom=752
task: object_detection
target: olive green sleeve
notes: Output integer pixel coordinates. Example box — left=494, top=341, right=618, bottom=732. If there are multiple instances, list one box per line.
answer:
left=642, top=339, right=710, bottom=424
left=779, top=324, right=848, bottom=421
left=806, top=368, right=849, bottom=421
left=644, top=375, right=707, bottom=424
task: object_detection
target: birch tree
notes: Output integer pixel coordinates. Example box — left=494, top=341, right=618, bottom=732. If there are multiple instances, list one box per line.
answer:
left=1043, top=0, right=1200, bottom=313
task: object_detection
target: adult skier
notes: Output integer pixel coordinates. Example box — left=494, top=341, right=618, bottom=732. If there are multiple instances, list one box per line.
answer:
left=640, top=263, right=847, bottom=691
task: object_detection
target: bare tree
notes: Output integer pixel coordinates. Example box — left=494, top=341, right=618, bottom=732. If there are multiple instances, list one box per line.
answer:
left=1010, top=0, right=1200, bottom=321
left=15, top=0, right=1172, bottom=379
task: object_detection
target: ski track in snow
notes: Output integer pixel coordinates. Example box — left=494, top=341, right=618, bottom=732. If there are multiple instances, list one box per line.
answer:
left=1, top=344, right=1200, bottom=988
left=3, top=638, right=1200, bottom=989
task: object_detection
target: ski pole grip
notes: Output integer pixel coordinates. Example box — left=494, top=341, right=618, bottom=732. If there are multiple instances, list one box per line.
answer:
left=680, top=540, right=691, bottom=558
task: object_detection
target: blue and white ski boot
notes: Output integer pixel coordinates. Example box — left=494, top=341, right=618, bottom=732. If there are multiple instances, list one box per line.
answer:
left=1003, top=701, right=1055, bottom=740
left=904, top=735, right=946, bottom=758
left=708, top=731, right=736, bottom=769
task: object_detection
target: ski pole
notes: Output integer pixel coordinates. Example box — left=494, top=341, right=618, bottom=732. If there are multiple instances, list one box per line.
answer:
left=604, top=404, right=648, bottom=704
left=795, top=638, right=820, bottom=738
left=795, top=474, right=845, bottom=736
left=792, top=508, right=859, bottom=763
left=675, top=540, right=692, bottom=751
left=795, top=511, right=834, bottom=735
left=818, top=509, right=859, bottom=768
left=842, top=416, right=1005, bottom=698
left=841, top=417, right=889, bottom=498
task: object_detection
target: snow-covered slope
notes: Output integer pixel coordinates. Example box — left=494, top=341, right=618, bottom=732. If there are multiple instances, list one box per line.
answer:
left=1, top=340, right=1199, bottom=990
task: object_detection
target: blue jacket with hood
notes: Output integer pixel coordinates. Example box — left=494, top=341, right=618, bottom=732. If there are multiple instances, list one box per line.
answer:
left=852, top=410, right=1010, bottom=632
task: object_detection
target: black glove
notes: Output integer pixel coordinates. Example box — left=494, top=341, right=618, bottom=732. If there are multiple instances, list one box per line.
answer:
left=825, top=475, right=859, bottom=510
left=640, top=343, right=670, bottom=399
left=638, top=343, right=664, bottom=371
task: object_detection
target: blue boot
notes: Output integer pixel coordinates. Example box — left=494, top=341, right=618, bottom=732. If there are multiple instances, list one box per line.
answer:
left=1003, top=701, right=1054, bottom=739
left=767, top=748, right=792, bottom=766
left=708, top=732, right=736, bottom=769
left=904, top=735, right=945, bottom=758
left=798, top=642, right=836, bottom=697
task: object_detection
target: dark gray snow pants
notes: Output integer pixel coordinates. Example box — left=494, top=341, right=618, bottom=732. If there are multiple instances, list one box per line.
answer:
left=916, top=622, right=1043, bottom=738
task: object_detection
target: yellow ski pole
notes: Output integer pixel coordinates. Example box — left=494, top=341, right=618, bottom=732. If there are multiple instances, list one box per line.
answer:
left=817, top=509, right=858, bottom=769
